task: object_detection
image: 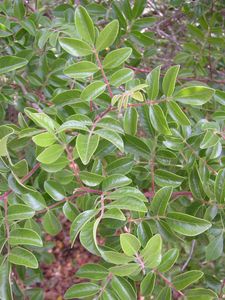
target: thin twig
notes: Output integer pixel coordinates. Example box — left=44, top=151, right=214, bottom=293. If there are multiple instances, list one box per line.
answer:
left=181, top=240, right=196, bottom=271
left=155, top=270, right=184, bottom=297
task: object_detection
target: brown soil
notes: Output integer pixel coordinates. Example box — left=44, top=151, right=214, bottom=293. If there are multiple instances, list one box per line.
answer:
left=38, top=216, right=99, bottom=300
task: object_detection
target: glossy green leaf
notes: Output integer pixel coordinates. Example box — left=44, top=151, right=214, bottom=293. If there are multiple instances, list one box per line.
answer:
left=109, top=264, right=139, bottom=276
left=174, top=86, right=215, bottom=106
left=59, top=38, right=93, bottom=56
left=64, top=283, right=100, bottom=299
left=44, top=180, right=65, bottom=201
left=162, top=65, right=180, bottom=97
left=96, top=20, right=119, bottom=51
left=146, top=66, right=161, bottom=100
left=103, top=48, right=132, bottom=69
left=95, top=129, right=124, bottom=152
left=0, top=261, right=12, bottom=300
left=149, top=105, right=171, bottom=135
left=200, top=130, right=220, bottom=149
left=42, top=211, right=62, bottom=236
left=106, top=197, right=147, bottom=212
left=205, top=233, right=223, bottom=261
left=110, top=68, right=134, bottom=87
left=155, top=169, right=184, bottom=187
left=102, top=174, right=131, bottom=191
left=167, top=101, right=191, bottom=126
left=185, top=288, right=218, bottom=300
left=32, top=132, right=56, bottom=147
left=101, top=251, right=133, bottom=264
left=151, top=186, right=173, bottom=216
left=214, top=168, right=225, bottom=203
left=64, top=61, right=98, bottom=79
left=173, top=270, right=203, bottom=290
left=81, top=81, right=106, bottom=101
left=76, top=134, right=99, bottom=165
left=111, top=276, right=136, bottom=300
left=8, top=247, right=38, bottom=269
left=75, top=6, right=95, bottom=44
left=80, top=171, right=104, bottom=186
left=9, top=228, right=43, bottom=247
left=141, top=272, right=156, bottom=296
left=158, top=248, right=179, bottom=272
left=167, top=212, right=211, bottom=236
left=8, top=204, right=35, bottom=221
left=76, top=264, right=108, bottom=280
left=120, top=233, right=141, bottom=256
left=141, top=234, right=162, bottom=268
left=123, top=107, right=138, bottom=135
left=0, top=56, right=28, bottom=75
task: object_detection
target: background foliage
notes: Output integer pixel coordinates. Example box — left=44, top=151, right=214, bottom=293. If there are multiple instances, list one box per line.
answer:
left=0, top=0, right=225, bottom=299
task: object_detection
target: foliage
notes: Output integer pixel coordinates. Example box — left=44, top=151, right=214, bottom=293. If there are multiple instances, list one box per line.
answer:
left=0, top=0, right=225, bottom=299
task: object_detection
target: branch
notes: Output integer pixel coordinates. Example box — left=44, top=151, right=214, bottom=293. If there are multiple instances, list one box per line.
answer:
left=155, top=270, right=184, bottom=297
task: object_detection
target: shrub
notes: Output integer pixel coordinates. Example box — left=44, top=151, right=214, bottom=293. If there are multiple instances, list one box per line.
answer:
left=0, top=1, right=224, bottom=299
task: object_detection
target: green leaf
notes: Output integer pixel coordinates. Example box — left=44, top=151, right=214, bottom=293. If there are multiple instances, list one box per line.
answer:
left=76, top=134, right=99, bottom=165
left=8, top=247, right=38, bottom=269
left=25, top=110, right=56, bottom=132
left=158, top=248, right=179, bottom=272
left=59, top=38, right=93, bottom=56
left=9, top=228, right=43, bottom=247
left=42, top=211, right=62, bottom=236
left=167, top=101, right=191, bottom=126
left=8, top=204, right=35, bottom=221
left=95, top=129, right=124, bottom=152
left=51, top=90, right=81, bottom=107
left=103, top=208, right=125, bottom=221
left=156, top=286, right=171, bottom=300
left=185, top=288, right=218, bottom=300
left=101, top=251, right=133, bottom=264
left=167, top=212, right=211, bottom=236
left=123, top=107, right=138, bottom=135
left=76, top=264, right=108, bottom=280
left=137, top=221, right=152, bottom=247
left=206, top=232, right=223, bottom=261
left=174, top=86, right=215, bottom=106
left=57, top=120, right=88, bottom=133
left=146, top=66, right=161, bottom=100
left=141, top=272, right=156, bottom=296
left=214, top=168, right=225, bottom=203
left=0, top=56, right=28, bottom=75
left=96, top=20, right=119, bottom=51
left=81, top=81, right=106, bottom=101
left=173, top=270, right=203, bottom=290
left=14, top=0, right=25, bottom=19
left=97, top=117, right=124, bottom=134
left=103, top=48, right=132, bottom=69
left=111, top=276, right=136, bottom=300
left=22, top=191, right=47, bottom=211
left=110, top=68, right=134, bottom=87
left=44, top=180, right=65, bottom=201
left=70, top=210, right=98, bottom=245
left=200, top=130, right=219, bottom=149
left=155, top=169, right=184, bottom=187
left=106, top=157, right=134, bottom=175
left=141, top=234, right=162, bottom=268
left=80, top=171, right=104, bottom=186
left=149, top=105, right=171, bottom=135
left=0, top=261, right=12, bottom=300
left=75, top=6, right=95, bottom=44
left=37, top=144, right=64, bottom=164
left=64, top=61, right=98, bottom=79
left=64, top=283, right=100, bottom=299
left=162, top=65, right=180, bottom=97
left=102, top=174, right=131, bottom=191
left=109, top=264, right=139, bottom=276
left=106, top=197, right=147, bottom=212
left=151, top=186, right=173, bottom=216
left=32, top=132, right=56, bottom=147
left=120, top=233, right=141, bottom=256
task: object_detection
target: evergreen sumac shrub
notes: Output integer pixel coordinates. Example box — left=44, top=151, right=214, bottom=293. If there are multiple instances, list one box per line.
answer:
left=0, top=0, right=224, bottom=299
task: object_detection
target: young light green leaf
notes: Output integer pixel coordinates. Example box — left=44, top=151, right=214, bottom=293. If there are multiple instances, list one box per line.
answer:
left=149, top=105, right=171, bottom=135
left=103, top=47, right=132, bottom=69
left=37, top=144, right=64, bottom=164
left=120, top=233, right=141, bottom=256
left=8, top=247, right=38, bottom=269
left=76, top=134, right=99, bottom=165
left=96, top=20, right=119, bottom=51
left=101, top=251, right=133, bottom=264
left=167, top=212, right=211, bottom=236
left=75, top=6, right=95, bottom=44
left=9, top=228, right=43, bottom=247
left=32, top=132, right=56, bottom=147
left=64, top=61, right=98, bottom=79
left=162, top=65, right=180, bottom=97
left=141, top=272, right=156, bottom=296
left=59, top=38, right=93, bottom=57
